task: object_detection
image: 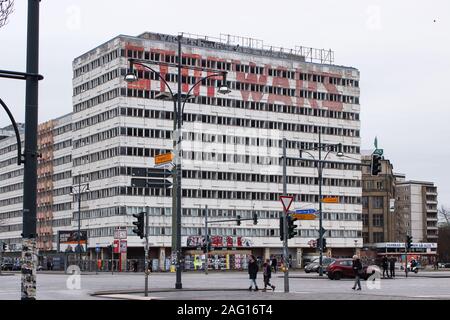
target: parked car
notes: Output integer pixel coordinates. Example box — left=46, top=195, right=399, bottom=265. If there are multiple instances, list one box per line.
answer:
left=326, top=258, right=381, bottom=280
left=304, top=257, right=335, bottom=273
left=1, top=262, right=14, bottom=271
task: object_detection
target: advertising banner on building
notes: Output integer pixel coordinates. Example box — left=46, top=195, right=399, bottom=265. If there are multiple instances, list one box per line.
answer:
left=185, top=236, right=252, bottom=248
left=58, top=230, right=87, bottom=253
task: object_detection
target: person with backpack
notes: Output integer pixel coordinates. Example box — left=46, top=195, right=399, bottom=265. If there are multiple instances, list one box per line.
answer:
left=248, top=255, right=259, bottom=291
left=262, top=259, right=276, bottom=292
left=352, top=255, right=363, bottom=291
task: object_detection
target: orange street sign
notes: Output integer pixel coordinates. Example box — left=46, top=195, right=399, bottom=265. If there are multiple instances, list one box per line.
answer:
left=155, top=153, right=173, bottom=165
left=293, top=214, right=316, bottom=220
left=322, top=197, right=339, bottom=203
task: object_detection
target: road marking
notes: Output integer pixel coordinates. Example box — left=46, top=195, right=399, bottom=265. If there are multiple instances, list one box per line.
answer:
left=98, top=294, right=161, bottom=300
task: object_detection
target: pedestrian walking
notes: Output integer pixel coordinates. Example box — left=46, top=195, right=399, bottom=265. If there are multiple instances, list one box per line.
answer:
left=133, top=260, right=138, bottom=272
left=382, top=255, right=389, bottom=278
left=248, top=255, right=259, bottom=291
left=352, top=255, right=362, bottom=291
left=262, top=259, right=276, bottom=292
left=271, top=256, right=277, bottom=273
left=389, top=256, right=396, bottom=278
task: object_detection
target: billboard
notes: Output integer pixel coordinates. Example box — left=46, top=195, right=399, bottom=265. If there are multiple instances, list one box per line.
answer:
left=185, top=236, right=253, bottom=248
left=58, top=230, right=87, bottom=253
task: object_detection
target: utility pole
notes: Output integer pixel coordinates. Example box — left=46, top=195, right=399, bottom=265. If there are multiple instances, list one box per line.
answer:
left=174, top=34, right=183, bottom=290
left=318, top=130, right=324, bottom=276
left=21, top=0, right=40, bottom=300
left=144, top=206, right=150, bottom=296
left=282, top=138, right=289, bottom=292
left=204, top=205, right=209, bottom=275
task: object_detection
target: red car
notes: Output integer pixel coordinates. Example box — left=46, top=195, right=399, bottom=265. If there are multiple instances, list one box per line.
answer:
left=326, top=258, right=379, bottom=280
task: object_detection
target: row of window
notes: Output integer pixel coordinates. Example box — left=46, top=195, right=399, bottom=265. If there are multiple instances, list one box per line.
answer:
left=0, top=168, right=23, bottom=181
left=0, top=181, right=22, bottom=194
left=73, top=48, right=121, bottom=78
left=73, top=88, right=121, bottom=113
left=0, top=195, right=22, bottom=207
left=0, top=142, right=18, bottom=156
left=73, top=68, right=122, bottom=96
left=53, top=139, right=72, bottom=151
left=361, top=196, right=384, bottom=209
left=72, top=146, right=171, bottom=167
left=362, top=214, right=385, bottom=227
left=125, top=48, right=359, bottom=87
left=52, top=170, right=72, bottom=182
left=53, top=123, right=72, bottom=136
left=53, top=155, right=72, bottom=167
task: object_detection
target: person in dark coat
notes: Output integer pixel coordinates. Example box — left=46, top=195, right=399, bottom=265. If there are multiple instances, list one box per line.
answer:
left=389, top=256, right=396, bottom=278
left=382, top=255, right=389, bottom=278
left=248, top=255, right=259, bottom=291
left=352, top=255, right=362, bottom=291
left=262, top=259, right=276, bottom=292
left=271, top=257, right=277, bottom=273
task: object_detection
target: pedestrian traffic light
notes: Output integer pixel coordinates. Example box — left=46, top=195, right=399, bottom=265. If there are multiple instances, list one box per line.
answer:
left=202, top=236, right=211, bottom=253
left=316, top=238, right=320, bottom=249
left=279, top=216, right=284, bottom=241
left=1, top=242, right=6, bottom=251
left=237, top=215, right=241, bottom=226
left=406, top=235, right=413, bottom=250
left=132, top=212, right=145, bottom=239
left=371, top=154, right=382, bottom=176
left=322, top=238, right=327, bottom=250
left=253, top=212, right=258, bottom=225
left=287, top=215, right=298, bottom=239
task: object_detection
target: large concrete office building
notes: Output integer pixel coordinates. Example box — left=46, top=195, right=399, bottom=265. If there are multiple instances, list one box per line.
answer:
left=0, top=32, right=361, bottom=270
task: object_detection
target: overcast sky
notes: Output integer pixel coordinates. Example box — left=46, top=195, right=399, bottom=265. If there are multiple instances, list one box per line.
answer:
left=0, top=0, right=449, bottom=208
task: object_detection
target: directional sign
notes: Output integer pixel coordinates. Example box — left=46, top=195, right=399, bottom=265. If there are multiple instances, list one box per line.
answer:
left=292, top=214, right=316, bottom=220
left=131, top=178, right=172, bottom=188
left=373, top=149, right=384, bottom=156
left=280, top=196, right=294, bottom=213
left=322, top=197, right=339, bottom=203
left=155, top=153, right=173, bottom=165
left=295, top=209, right=317, bottom=214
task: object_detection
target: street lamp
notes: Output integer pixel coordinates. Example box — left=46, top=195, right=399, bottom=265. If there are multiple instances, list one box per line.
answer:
left=299, top=131, right=344, bottom=276
left=70, top=176, right=90, bottom=268
left=124, top=34, right=230, bottom=289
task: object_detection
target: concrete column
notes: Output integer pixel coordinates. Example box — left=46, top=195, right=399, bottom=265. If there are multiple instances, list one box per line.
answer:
left=159, top=247, right=166, bottom=271
left=264, top=247, right=271, bottom=260
left=296, top=248, right=302, bottom=268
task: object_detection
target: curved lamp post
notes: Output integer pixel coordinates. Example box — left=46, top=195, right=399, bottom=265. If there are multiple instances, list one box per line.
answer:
left=124, top=35, right=230, bottom=289
left=299, top=131, right=343, bottom=276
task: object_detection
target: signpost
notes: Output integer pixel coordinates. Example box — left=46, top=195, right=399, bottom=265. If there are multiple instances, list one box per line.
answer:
left=322, top=197, right=339, bottom=203
left=292, top=214, right=316, bottom=220
left=295, top=209, right=317, bottom=214
left=155, top=152, right=173, bottom=166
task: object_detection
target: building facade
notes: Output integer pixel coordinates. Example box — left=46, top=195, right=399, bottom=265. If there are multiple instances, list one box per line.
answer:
left=396, top=180, right=438, bottom=243
left=0, top=32, right=362, bottom=270
left=361, top=154, right=398, bottom=244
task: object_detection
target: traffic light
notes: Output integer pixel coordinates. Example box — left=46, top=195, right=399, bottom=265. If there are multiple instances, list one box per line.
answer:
left=371, top=154, right=382, bottom=176
left=132, top=212, right=145, bottom=239
left=316, top=238, right=320, bottom=249
left=406, top=235, right=413, bottom=250
left=1, top=243, right=6, bottom=251
left=287, top=215, right=298, bottom=239
left=253, top=212, right=258, bottom=225
left=322, top=238, right=327, bottom=250
left=202, top=236, right=211, bottom=253
left=279, top=216, right=284, bottom=241
left=237, top=215, right=241, bottom=226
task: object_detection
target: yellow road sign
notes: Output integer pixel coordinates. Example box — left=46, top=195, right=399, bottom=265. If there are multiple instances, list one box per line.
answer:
left=292, top=214, right=316, bottom=220
left=322, top=197, right=339, bottom=203
left=155, top=153, right=173, bottom=165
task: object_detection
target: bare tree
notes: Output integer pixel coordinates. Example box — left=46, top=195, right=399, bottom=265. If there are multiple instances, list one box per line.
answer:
left=0, top=0, right=14, bottom=28
left=438, top=205, right=450, bottom=225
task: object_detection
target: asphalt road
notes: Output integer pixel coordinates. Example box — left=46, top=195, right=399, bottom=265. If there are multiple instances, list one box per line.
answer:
left=1, top=271, right=450, bottom=300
